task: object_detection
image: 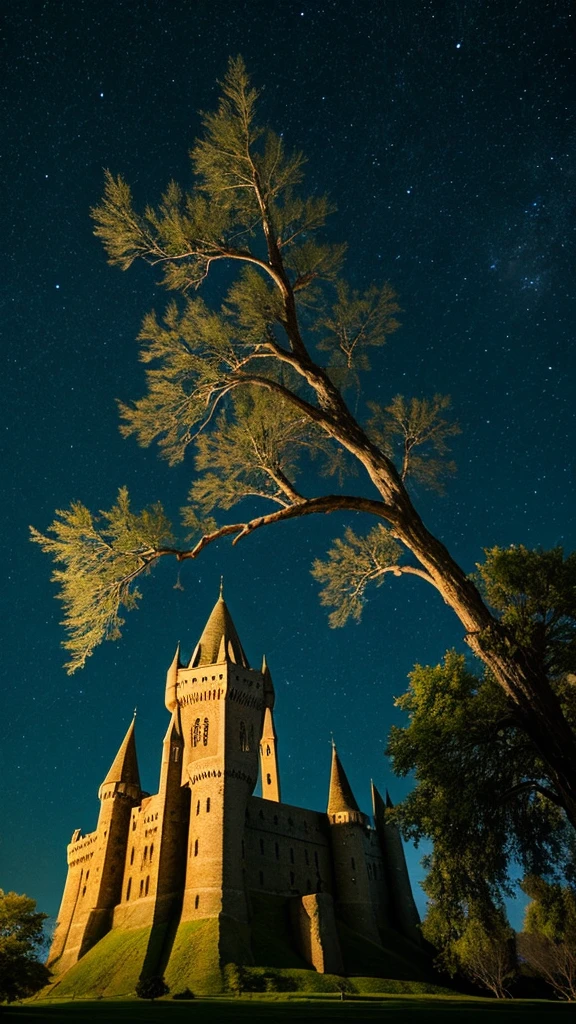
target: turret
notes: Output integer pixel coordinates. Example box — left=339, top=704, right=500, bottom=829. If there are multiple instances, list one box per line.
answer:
left=49, top=718, right=141, bottom=972
left=327, top=744, right=380, bottom=942
left=165, top=643, right=181, bottom=712
left=371, top=784, right=421, bottom=943
left=175, top=586, right=264, bottom=939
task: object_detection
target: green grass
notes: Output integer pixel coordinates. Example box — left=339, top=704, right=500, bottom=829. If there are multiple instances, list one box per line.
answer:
left=8, top=995, right=575, bottom=1023
left=163, top=919, right=221, bottom=995
left=44, top=927, right=153, bottom=999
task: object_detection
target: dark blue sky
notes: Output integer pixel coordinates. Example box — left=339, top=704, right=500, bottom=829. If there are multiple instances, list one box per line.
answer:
left=1, top=0, right=574, bottom=930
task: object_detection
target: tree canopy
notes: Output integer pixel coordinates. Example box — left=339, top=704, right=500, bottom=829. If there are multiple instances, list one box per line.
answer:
left=0, top=891, right=50, bottom=1003
left=31, top=57, right=576, bottom=827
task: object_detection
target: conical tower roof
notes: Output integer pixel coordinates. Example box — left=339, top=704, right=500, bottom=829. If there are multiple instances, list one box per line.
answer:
left=189, top=585, right=249, bottom=668
left=327, top=744, right=360, bottom=816
left=101, top=717, right=141, bottom=789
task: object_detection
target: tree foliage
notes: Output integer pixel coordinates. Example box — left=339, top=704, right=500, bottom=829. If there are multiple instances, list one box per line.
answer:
left=135, top=975, right=169, bottom=1001
left=517, top=877, right=576, bottom=1000
left=449, top=911, right=516, bottom=999
left=0, top=891, right=51, bottom=1003
left=30, top=57, right=576, bottom=828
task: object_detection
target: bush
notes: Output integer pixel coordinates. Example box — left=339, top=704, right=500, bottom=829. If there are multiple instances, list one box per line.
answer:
left=172, top=986, right=195, bottom=1000
left=135, top=975, right=169, bottom=1001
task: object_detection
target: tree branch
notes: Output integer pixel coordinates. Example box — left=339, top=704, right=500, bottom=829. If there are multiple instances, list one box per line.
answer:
left=500, top=780, right=563, bottom=808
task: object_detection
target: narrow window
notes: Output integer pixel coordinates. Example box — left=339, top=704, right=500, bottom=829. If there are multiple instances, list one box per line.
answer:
left=290, top=848, right=294, bottom=864
left=196, top=800, right=200, bottom=816
left=139, top=879, right=144, bottom=897
left=275, top=842, right=279, bottom=859
left=203, top=717, right=209, bottom=745
left=260, top=838, right=265, bottom=855
left=172, top=746, right=180, bottom=763
left=239, top=721, right=247, bottom=751
left=82, top=886, right=87, bottom=897
left=126, top=879, right=132, bottom=901
left=193, top=718, right=201, bottom=746
left=351, top=857, right=356, bottom=871
left=195, top=895, right=200, bottom=909
left=290, top=871, right=295, bottom=886
left=266, top=773, right=271, bottom=785
left=145, top=876, right=150, bottom=896
left=143, top=846, right=148, bottom=863
left=150, top=844, right=154, bottom=864
left=266, top=744, right=271, bottom=756
left=194, top=839, right=199, bottom=857
left=86, top=871, right=90, bottom=880
left=206, top=797, right=211, bottom=813
left=259, top=871, right=264, bottom=886
left=132, top=820, right=136, bottom=831
left=273, top=815, right=278, bottom=825
left=130, top=847, right=135, bottom=866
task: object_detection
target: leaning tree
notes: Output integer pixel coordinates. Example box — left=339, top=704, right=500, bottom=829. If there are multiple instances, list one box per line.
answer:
left=32, top=58, right=576, bottom=825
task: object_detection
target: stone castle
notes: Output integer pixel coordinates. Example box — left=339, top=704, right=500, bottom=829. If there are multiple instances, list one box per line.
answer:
left=48, top=588, right=421, bottom=988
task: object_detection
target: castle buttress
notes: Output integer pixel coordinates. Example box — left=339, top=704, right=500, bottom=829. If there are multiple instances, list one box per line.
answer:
left=48, top=588, right=422, bottom=987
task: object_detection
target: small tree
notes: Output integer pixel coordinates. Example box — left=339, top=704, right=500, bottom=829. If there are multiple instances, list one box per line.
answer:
left=135, top=974, right=169, bottom=1001
left=0, top=890, right=51, bottom=1003
left=452, top=912, right=517, bottom=999
left=517, top=876, right=576, bottom=1001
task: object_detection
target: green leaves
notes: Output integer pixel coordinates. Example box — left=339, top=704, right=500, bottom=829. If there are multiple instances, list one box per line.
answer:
left=30, top=489, right=173, bottom=673
left=367, top=393, right=460, bottom=493
left=311, top=524, right=403, bottom=627
left=319, top=280, right=400, bottom=371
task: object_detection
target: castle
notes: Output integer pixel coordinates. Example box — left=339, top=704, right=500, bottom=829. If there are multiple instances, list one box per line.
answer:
left=48, top=587, right=421, bottom=990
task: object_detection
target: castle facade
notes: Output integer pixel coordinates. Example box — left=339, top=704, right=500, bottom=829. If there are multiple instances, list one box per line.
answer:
left=48, top=588, right=421, bottom=984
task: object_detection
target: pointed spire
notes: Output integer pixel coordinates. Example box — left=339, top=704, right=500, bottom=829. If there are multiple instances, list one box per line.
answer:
left=371, top=779, right=387, bottom=822
left=101, top=718, right=141, bottom=791
left=327, top=744, right=360, bottom=816
left=261, top=654, right=275, bottom=708
left=261, top=706, right=277, bottom=740
left=165, top=642, right=181, bottom=711
left=188, top=586, right=249, bottom=668
left=163, top=704, right=184, bottom=746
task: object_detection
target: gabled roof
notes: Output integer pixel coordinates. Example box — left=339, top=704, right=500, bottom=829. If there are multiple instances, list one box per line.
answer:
left=101, top=717, right=141, bottom=790
left=188, top=589, right=249, bottom=668
left=327, top=744, right=360, bottom=816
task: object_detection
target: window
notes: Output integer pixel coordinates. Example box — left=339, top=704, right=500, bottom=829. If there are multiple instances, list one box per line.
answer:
left=82, top=886, right=86, bottom=897
left=351, top=857, right=356, bottom=871
left=260, top=839, right=265, bottom=855
left=193, top=719, right=201, bottom=746
left=196, top=800, right=200, bottom=816
left=266, top=744, right=271, bottom=756
left=86, top=871, right=90, bottom=880
left=266, top=773, right=271, bottom=785
left=195, top=895, right=200, bottom=909
left=206, top=797, right=211, bottom=813
left=130, top=847, right=135, bottom=866
left=239, top=721, right=247, bottom=751
left=194, top=839, right=199, bottom=857
left=139, top=880, right=144, bottom=897
left=145, top=876, right=150, bottom=896
left=143, top=846, right=148, bottom=863
left=126, top=879, right=132, bottom=901
left=203, top=717, right=209, bottom=745
left=172, top=746, right=180, bottom=763
left=150, top=844, right=154, bottom=864
left=273, top=815, right=278, bottom=825
left=132, top=820, right=136, bottom=831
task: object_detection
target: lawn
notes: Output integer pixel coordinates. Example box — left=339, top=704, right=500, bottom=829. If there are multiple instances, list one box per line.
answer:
left=3, top=996, right=573, bottom=1023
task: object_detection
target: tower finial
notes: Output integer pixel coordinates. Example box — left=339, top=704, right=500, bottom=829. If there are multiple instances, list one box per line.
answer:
left=219, top=575, right=224, bottom=599
left=133, top=706, right=137, bottom=718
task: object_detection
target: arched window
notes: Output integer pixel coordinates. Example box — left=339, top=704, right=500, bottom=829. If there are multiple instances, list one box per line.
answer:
left=193, top=719, right=201, bottom=746
left=194, top=839, right=199, bottom=857
left=203, top=717, right=209, bottom=746
left=126, top=879, right=132, bottom=901
left=266, top=744, right=271, bottom=756
left=266, top=773, right=271, bottom=785
left=239, top=721, right=247, bottom=751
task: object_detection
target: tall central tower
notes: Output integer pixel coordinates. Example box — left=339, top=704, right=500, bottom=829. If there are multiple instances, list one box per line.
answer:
left=165, top=588, right=268, bottom=936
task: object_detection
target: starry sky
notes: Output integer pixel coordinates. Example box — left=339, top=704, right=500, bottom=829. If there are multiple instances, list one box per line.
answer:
left=1, top=0, right=575, bottom=933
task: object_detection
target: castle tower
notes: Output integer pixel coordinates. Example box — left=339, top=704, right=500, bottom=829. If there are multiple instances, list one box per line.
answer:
left=170, top=587, right=264, bottom=944
left=48, top=719, right=141, bottom=972
left=327, top=744, right=380, bottom=942
left=372, top=784, right=421, bottom=944
left=259, top=656, right=281, bottom=802
left=113, top=708, right=189, bottom=931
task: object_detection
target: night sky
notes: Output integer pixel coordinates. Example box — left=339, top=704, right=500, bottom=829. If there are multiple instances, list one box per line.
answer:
left=2, top=1, right=575, bottom=933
